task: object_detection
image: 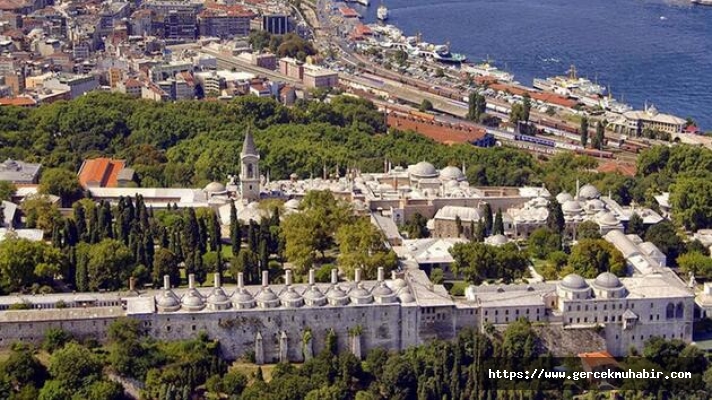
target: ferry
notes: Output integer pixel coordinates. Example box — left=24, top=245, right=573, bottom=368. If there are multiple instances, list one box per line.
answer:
left=461, top=60, right=514, bottom=82
left=414, top=43, right=466, bottom=63
left=533, top=65, right=605, bottom=99
left=355, top=0, right=370, bottom=6
left=377, top=4, right=389, bottom=20
left=691, top=0, right=712, bottom=5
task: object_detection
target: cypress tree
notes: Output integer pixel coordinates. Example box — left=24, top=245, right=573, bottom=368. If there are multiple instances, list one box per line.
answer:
left=183, top=208, right=200, bottom=254
left=483, top=203, right=493, bottom=235
left=198, top=216, right=208, bottom=254
left=73, top=203, right=87, bottom=242
left=75, top=250, right=89, bottom=292
left=102, top=201, right=113, bottom=239
left=259, top=239, right=269, bottom=272
left=193, top=251, right=206, bottom=285
left=159, top=226, right=169, bottom=249
left=455, top=216, right=463, bottom=238
left=229, top=202, right=241, bottom=256
left=63, top=219, right=78, bottom=247
left=248, top=220, right=258, bottom=253
left=208, top=210, right=220, bottom=252
left=89, top=205, right=100, bottom=243
left=144, top=232, right=155, bottom=268
left=493, top=209, right=504, bottom=235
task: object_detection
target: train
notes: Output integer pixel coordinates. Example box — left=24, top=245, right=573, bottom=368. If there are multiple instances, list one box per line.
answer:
left=576, top=148, right=614, bottom=159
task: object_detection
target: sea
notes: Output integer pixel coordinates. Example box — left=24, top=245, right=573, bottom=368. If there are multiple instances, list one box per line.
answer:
left=352, top=0, right=712, bottom=129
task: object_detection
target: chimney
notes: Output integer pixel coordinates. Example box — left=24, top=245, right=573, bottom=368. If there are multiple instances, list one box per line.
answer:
left=262, top=270, right=269, bottom=287
left=238, top=272, right=244, bottom=288
left=129, top=277, right=136, bottom=292
left=391, top=271, right=397, bottom=280
left=331, top=268, right=338, bottom=284
left=355, top=268, right=362, bottom=284
left=214, top=273, right=221, bottom=288
left=285, top=269, right=293, bottom=286
left=163, top=275, right=171, bottom=290
left=308, top=269, right=315, bottom=285
left=188, top=274, right=195, bottom=289
left=377, top=267, right=384, bottom=282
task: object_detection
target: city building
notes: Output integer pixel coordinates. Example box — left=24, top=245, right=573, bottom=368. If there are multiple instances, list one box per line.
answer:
left=261, top=14, right=291, bottom=35
left=77, top=158, right=134, bottom=189
left=610, top=104, right=686, bottom=136
left=303, top=66, right=338, bottom=89
left=42, top=73, right=99, bottom=99
left=0, top=158, right=41, bottom=183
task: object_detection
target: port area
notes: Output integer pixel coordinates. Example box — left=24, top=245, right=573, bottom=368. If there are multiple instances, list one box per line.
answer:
left=299, top=0, right=710, bottom=162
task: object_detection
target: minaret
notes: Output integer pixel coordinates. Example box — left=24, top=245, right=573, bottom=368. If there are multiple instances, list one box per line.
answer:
left=240, top=128, right=260, bottom=202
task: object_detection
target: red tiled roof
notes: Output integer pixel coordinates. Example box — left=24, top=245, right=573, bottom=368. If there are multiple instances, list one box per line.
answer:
left=77, top=158, right=126, bottom=188
left=596, top=161, right=636, bottom=177
left=387, top=113, right=487, bottom=145
left=123, top=77, right=142, bottom=88
left=490, top=83, right=578, bottom=109
left=0, top=96, right=36, bottom=106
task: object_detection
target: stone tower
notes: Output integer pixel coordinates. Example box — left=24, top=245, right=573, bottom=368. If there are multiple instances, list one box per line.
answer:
left=240, top=129, right=260, bottom=202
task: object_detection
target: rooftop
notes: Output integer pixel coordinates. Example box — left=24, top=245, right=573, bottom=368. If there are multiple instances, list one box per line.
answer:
left=77, top=158, right=126, bottom=189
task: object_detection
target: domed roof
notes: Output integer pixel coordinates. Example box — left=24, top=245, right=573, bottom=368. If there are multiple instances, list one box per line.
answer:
left=393, top=278, right=407, bottom=289
left=362, top=174, right=375, bottom=182
left=349, top=285, right=373, bottom=301
left=377, top=183, right=393, bottom=191
left=327, top=285, right=348, bottom=299
left=586, top=199, right=605, bottom=211
left=489, top=234, right=508, bottom=245
left=440, top=165, right=464, bottom=181
left=284, top=199, right=300, bottom=209
left=372, top=283, right=394, bottom=297
left=302, top=285, right=325, bottom=300
left=280, top=287, right=303, bottom=301
left=578, top=184, right=600, bottom=200
left=204, top=181, right=226, bottom=193
left=255, top=287, right=279, bottom=302
left=290, top=173, right=299, bottom=179
left=445, top=180, right=459, bottom=189
left=561, top=274, right=588, bottom=290
left=182, top=290, right=205, bottom=307
left=232, top=288, right=255, bottom=304
left=157, top=291, right=180, bottom=308
left=597, top=211, right=619, bottom=226
left=409, top=161, right=438, bottom=177
left=556, top=192, right=574, bottom=204
left=594, top=272, right=622, bottom=289
left=247, top=202, right=260, bottom=210
left=562, top=200, right=583, bottom=214
left=399, top=289, right=415, bottom=303
left=207, top=287, right=230, bottom=304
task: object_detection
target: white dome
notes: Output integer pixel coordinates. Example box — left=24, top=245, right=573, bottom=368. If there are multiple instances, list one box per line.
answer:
left=409, top=161, right=438, bottom=177
left=246, top=202, right=260, bottom=210
left=562, top=200, right=583, bottom=214
left=594, top=272, right=622, bottom=289
left=204, top=181, right=226, bottom=193
left=586, top=199, right=605, bottom=211
left=556, top=192, right=574, bottom=204
left=439, top=165, right=465, bottom=181
left=561, top=274, right=588, bottom=290
left=362, top=174, right=375, bottom=182
left=488, top=234, right=508, bottom=245
left=578, top=184, right=600, bottom=200
left=597, top=211, right=619, bottom=226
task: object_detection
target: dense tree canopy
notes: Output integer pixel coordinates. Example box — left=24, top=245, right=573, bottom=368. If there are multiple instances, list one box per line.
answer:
left=567, top=239, right=625, bottom=278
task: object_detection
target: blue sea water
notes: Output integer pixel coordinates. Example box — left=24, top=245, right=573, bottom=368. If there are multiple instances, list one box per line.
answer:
left=354, top=0, right=712, bottom=129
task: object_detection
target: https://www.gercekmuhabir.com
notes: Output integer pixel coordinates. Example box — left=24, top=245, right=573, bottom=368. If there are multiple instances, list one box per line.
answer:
left=488, top=368, right=692, bottom=381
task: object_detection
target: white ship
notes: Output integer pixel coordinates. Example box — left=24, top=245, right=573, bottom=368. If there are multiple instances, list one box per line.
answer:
left=355, top=0, right=370, bottom=6
left=414, top=43, right=467, bottom=63
left=532, top=65, right=606, bottom=99
left=691, top=0, right=712, bottom=5
left=462, top=60, right=514, bottom=82
left=377, top=4, right=389, bottom=20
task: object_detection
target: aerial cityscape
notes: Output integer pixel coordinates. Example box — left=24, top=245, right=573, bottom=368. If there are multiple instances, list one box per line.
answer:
left=0, top=0, right=710, bottom=398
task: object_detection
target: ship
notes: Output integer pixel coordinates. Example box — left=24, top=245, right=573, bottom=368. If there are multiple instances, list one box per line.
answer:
left=415, top=42, right=467, bottom=63
left=355, top=0, right=370, bottom=6
left=377, top=4, right=389, bottom=20
left=691, top=0, right=712, bottom=5
left=461, top=60, right=514, bottom=82
left=532, top=65, right=606, bottom=99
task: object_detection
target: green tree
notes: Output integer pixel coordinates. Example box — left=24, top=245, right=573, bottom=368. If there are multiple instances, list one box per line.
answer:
left=336, top=217, right=398, bottom=279
left=522, top=93, right=531, bottom=123
left=419, top=99, right=433, bottom=112
left=152, top=248, right=180, bottom=287
left=493, top=209, right=504, bottom=235
left=404, top=212, right=429, bottom=239
left=0, top=346, right=47, bottom=390
left=47, top=342, right=102, bottom=391
left=568, top=239, right=625, bottom=278
left=0, top=180, right=16, bottom=201
left=483, top=203, right=493, bottom=234
left=468, top=92, right=486, bottom=122
left=42, top=328, right=73, bottom=354
left=580, top=117, right=589, bottom=148
left=79, top=239, right=134, bottom=291
left=592, top=121, right=605, bottom=150
left=21, top=195, right=61, bottom=235
left=527, top=227, right=561, bottom=259
left=627, top=212, right=646, bottom=236
left=546, top=201, right=565, bottom=234
left=576, top=220, right=601, bottom=240
left=644, top=221, right=685, bottom=266
left=677, top=251, right=712, bottom=280
left=0, top=238, right=62, bottom=293
left=670, top=177, right=712, bottom=231
left=38, top=168, right=83, bottom=208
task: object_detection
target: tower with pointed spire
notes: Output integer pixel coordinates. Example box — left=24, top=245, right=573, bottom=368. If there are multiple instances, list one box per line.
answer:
left=240, top=129, right=260, bottom=202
